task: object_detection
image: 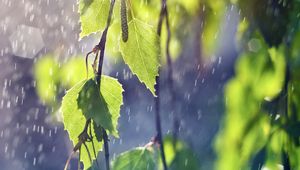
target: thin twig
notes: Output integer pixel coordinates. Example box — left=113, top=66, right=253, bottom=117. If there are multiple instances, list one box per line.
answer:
left=89, top=121, right=99, bottom=167
left=83, top=142, right=93, bottom=165
left=157, top=1, right=165, bottom=36
left=102, top=129, right=110, bottom=170
left=85, top=51, right=93, bottom=78
left=64, top=151, right=76, bottom=170
left=154, top=0, right=169, bottom=170
left=92, top=51, right=99, bottom=74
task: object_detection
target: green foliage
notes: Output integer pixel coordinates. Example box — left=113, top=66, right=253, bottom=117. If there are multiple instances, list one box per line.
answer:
left=215, top=32, right=286, bottom=169
left=78, top=76, right=123, bottom=137
left=235, top=44, right=286, bottom=100
left=34, top=1, right=216, bottom=170
left=201, top=1, right=226, bottom=58
left=35, top=55, right=124, bottom=168
left=78, top=79, right=114, bottom=136
left=112, top=136, right=200, bottom=170
left=78, top=0, right=110, bottom=38
left=263, top=130, right=286, bottom=169
left=61, top=79, right=103, bottom=170
left=106, top=20, right=122, bottom=57
left=163, top=136, right=200, bottom=170
left=79, top=0, right=161, bottom=95
left=237, top=0, right=290, bottom=46
left=112, top=147, right=156, bottom=170
left=62, top=75, right=123, bottom=169
left=285, top=139, right=300, bottom=170
left=284, top=25, right=300, bottom=169
left=34, top=55, right=60, bottom=105
left=99, top=75, right=123, bottom=137
left=33, top=0, right=300, bottom=169
left=120, top=18, right=160, bottom=95
left=215, top=0, right=300, bottom=169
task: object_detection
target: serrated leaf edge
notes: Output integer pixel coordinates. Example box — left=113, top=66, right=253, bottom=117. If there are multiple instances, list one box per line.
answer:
left=119, top=18, right=160, bottom=97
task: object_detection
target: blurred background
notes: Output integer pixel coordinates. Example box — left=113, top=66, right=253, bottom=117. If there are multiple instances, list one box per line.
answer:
left=0, top=0, right=299, bottom=169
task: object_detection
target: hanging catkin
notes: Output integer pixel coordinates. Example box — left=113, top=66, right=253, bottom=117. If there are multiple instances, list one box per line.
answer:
left=121, top=0, right=128, bottom=42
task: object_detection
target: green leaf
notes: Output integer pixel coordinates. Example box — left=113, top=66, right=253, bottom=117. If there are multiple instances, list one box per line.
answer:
left=77, top=76, right=123, bottom=137
left=120, top=18, right=160, bottom=96
left=214, top=32, right=286, bottom=170
left=99, top=76, right=124, bottom=137
left=62, top=76, right=123, bottom=169
left=78, top=0, right=110, bottom=38
left=78, top=79, right=114, bottom=132
left=169, top=149, right=200, bottom=170
left=61, top=79, right=103, bottom=170
left=163, top=136, right=200, bottom=170
left=112, top=147, right=156, bottom=170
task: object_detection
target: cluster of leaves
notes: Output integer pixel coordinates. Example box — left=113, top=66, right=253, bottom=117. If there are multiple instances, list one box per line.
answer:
left=215, top=0, right=300, bottom=169
left=35, top=56, right=122, bottom=168
left=67, top=0, right=208, bottom=169
left=34, top=0, right=203, bottom=169
left=34, top=0, right=300, bottom=169
left=63, top=0, right=161, bottom=168
left=79, top=0, right=160, bottom=95
left=35, top=56, right=201, bottom=170
left=62, top=76, right=123, bottom=168
left=86, top=0, right=225, bottom=62
left=36, top=0, right=255, bottom=169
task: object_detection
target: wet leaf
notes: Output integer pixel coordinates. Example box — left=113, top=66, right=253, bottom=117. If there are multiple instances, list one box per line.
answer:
left=78, top=0, right=110, bottom=38
left=62, top=76, right=123, bottom=169
left=112, top=147, right=156, bottom=170
left=77, top=76, right=123, bottom=137
left=120, top=18, right=160, bottom=96
left=61, top=79, right=103, bottom=170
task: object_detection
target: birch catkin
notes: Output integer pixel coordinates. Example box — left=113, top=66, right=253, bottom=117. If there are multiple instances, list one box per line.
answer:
left=121, top=0, right=128, bottom=42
